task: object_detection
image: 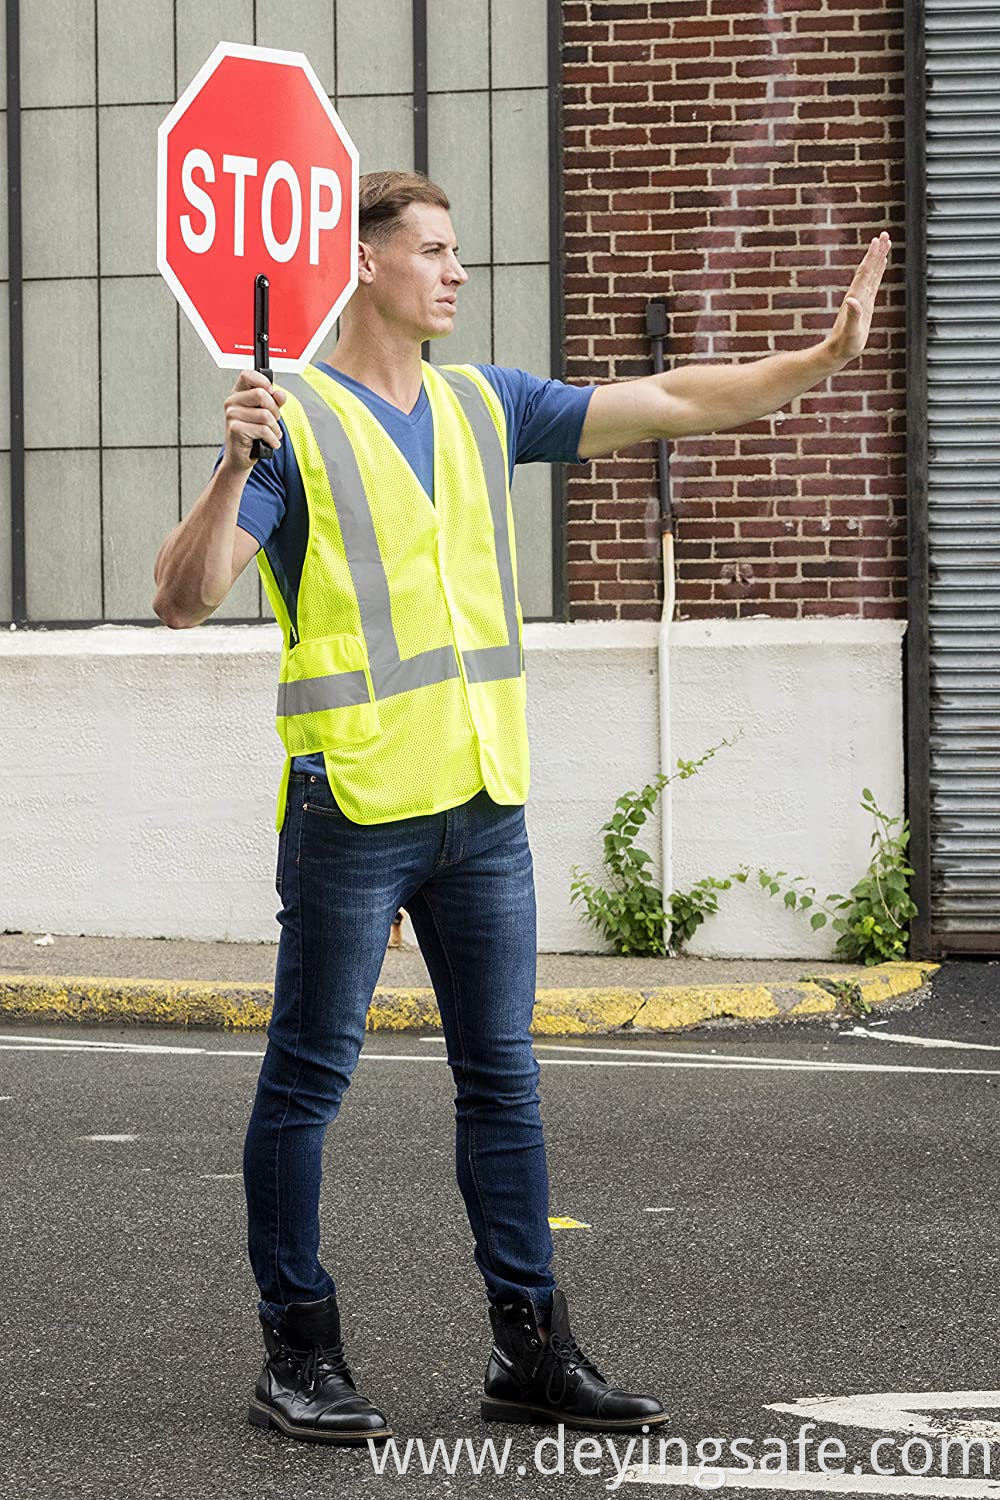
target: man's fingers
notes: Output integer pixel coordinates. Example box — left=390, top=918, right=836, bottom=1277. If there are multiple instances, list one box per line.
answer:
left=229, top=407, right=282, bottom=438
left=867, top=234, right=890, bottom=276
left=234, top=369, right=274, bottom=393
left=232, top=369, right=286, bottom=402
left=864, top=241, right=888, bottom=287
left=829, top=238, right=890, bottom=358
left=227, top=386, right=282, bottom=418
left=849, top=236, right=890, bottom=303
left=240, top=413, right=282, bottom=440
left=233, top=419, right=282, bottom=449
left=853, top=243, right=880, bottom=289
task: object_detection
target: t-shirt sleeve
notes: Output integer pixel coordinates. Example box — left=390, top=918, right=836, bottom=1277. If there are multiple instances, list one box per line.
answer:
left=473, top=364, right=595, bottom=470
left=213, top=418, right=293, bottom=550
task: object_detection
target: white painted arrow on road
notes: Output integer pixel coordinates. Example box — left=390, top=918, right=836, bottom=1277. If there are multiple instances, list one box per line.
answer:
left=842, top=1028, right=1000, bottom=1055
left=616, top=1393, right=1000, bottom=1493
left=766, top=1392, right=1000, bottom=1445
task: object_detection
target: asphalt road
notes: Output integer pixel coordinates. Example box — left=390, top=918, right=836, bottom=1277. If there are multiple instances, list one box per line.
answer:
left=3, top=958, right=999, bottom=1499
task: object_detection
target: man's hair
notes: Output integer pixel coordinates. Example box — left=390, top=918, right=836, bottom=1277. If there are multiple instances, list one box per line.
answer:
left=358, top=171, right=450, bottom=247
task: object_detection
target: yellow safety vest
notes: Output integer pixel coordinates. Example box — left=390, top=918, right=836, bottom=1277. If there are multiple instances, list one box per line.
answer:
left=257, top=361, right=530, bottom=832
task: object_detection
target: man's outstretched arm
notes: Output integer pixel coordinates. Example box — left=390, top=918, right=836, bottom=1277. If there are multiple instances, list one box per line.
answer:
left=577, top=230, right=892, bottom=459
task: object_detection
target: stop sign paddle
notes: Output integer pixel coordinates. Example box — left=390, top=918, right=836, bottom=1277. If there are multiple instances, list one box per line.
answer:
left=157, top=41, right=359, bottom=458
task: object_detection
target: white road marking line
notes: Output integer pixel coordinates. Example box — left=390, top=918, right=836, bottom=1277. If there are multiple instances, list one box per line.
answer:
left=531, top=1042, right=892, bottom=1071
left=0, top=1038, right=824, bottom=1068
left=364, top=1055, right=1000, bottom=1078
left=767, top=1391, right=1000, bottom=1444
left=2, top=1038, right=1000, bottom=1077
left=0, top=1042, right=220, bottom=1054
left=617, top=1466, right=1000, bottom=1495
left=0, top=1033, right=265, bottom=1057
left=80, top=1134, right=137, bottom=1142
left=199, top=1049, right=266, bottom=1057
left=843, top=1027, right=1000, bottom=1055
left=644, top=1207, right=676, bottom=1213
left=427, top=1034, right=954, bottom=1073
left=0, top=1032, right=209, bottom=1053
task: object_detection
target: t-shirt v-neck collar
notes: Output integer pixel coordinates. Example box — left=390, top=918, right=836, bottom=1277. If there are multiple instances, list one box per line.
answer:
left=314, top=360, right=437, bottom=511
left=317, top=362, right=429, bottom=425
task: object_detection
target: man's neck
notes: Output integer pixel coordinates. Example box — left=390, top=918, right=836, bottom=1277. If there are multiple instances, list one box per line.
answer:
left=322, top=326, right=426, bottom=414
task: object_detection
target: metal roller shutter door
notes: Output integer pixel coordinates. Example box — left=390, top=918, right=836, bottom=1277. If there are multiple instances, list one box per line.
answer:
left=924, top=0, right=1000, bottom=949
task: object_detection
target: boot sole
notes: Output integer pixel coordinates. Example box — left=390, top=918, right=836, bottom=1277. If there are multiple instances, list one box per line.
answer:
left=248, top=1397, right=393, bottom=1446
left=481, top=1397, right=669, bottom=1433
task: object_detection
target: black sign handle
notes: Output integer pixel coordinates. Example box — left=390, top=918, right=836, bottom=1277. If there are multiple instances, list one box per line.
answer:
left=250, top=272, right=273, bottom=463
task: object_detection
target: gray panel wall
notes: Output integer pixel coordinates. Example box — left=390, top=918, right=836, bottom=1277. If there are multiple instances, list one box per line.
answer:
left=8, top=0, right=556, bottom=624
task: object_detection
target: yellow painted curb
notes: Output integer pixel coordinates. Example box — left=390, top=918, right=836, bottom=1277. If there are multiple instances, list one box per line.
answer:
left=0, top=974, right=276, bottom=1031
left=0, top=961, right=939, bottom=1035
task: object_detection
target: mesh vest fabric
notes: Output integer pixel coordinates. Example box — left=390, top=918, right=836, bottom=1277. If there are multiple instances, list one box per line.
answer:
left=256, top=360, right=530, bottom=831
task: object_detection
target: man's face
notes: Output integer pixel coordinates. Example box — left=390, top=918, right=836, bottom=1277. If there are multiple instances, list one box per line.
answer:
left=361, top=202, right=468, bottom=342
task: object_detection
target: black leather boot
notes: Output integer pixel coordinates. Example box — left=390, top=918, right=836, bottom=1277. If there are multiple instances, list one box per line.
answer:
left=247, top=1293, right=392, bottom=1445
left=481, top=1289, right=667, bottom=1433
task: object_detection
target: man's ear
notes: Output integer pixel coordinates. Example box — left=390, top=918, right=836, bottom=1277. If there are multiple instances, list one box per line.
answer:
left=357, top=239, right=376, bottom=285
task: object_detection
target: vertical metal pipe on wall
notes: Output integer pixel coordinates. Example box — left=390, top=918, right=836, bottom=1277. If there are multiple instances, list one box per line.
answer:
left=646, top=300, right=677, bottom=953
left=548, top=0, right=567, bottom=621
left=413, top=0, right=429, bottom=364
left=6, top=0, right=23, bottom=627
left=412, top=0, right=428, bottom=173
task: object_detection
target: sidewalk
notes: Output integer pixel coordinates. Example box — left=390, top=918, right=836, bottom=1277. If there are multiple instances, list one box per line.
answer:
left=0, top=931, right=938, bottom=1035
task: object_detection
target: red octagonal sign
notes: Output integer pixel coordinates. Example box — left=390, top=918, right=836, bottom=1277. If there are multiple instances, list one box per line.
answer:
left=157, top=42, right=358, bottom=372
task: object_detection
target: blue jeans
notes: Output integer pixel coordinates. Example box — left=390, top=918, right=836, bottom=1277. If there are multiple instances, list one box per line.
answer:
left=243, top=771, right=557, bottom=1329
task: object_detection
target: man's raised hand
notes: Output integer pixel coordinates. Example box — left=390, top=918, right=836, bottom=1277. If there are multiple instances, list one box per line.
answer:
left=223, top=370, right=287, bottom=469
left=824, top=230, right=892, bottom=367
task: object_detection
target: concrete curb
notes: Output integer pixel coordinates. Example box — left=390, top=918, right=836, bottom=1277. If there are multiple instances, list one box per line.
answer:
left=0, top=961, right=939, bottom=1035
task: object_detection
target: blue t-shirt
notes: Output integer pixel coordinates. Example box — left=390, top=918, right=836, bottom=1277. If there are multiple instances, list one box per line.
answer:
left=231, top=361, right=595, bottom=780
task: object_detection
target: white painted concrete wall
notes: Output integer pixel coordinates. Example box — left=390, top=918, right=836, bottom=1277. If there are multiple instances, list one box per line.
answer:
left=0, top=617, right=905, bottom=956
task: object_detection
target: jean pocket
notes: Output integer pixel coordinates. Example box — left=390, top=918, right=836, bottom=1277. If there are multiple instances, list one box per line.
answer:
left=301, top=779, right=345, bottom=820
left=276, top=633, right=380, bottom=757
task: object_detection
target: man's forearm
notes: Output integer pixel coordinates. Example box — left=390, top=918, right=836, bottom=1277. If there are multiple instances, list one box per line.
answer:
left=152, top=457, right=249, bottom=628
left=661, top=338, right=848, bottom=437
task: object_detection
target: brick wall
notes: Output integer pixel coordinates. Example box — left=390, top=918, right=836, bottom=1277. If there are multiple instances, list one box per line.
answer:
left=560, top=0, right=906, bottom=621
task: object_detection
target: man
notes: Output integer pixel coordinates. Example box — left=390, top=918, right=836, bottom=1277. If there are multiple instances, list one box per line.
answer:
left=152, top=171, right=891, bottom=1447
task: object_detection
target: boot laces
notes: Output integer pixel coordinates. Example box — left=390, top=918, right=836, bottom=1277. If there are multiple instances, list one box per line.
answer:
left=544, top=1330, right=601, bottom=1404
left=297, top=1339, right=352, bottom=1393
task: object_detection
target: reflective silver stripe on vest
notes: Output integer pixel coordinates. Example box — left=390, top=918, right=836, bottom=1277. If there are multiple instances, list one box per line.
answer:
left=463, top=641, right=523, bottom=683
left=277, top=672, right=372, bottom=718
left=438, top=367, right=521, bottom=678
left=375, top=643, right=460, bottom=698
left=279, top=367, right=522, bottom=719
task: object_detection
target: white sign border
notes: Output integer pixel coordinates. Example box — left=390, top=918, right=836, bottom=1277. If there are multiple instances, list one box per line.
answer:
left=156, top=40, right=359, bottom=373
